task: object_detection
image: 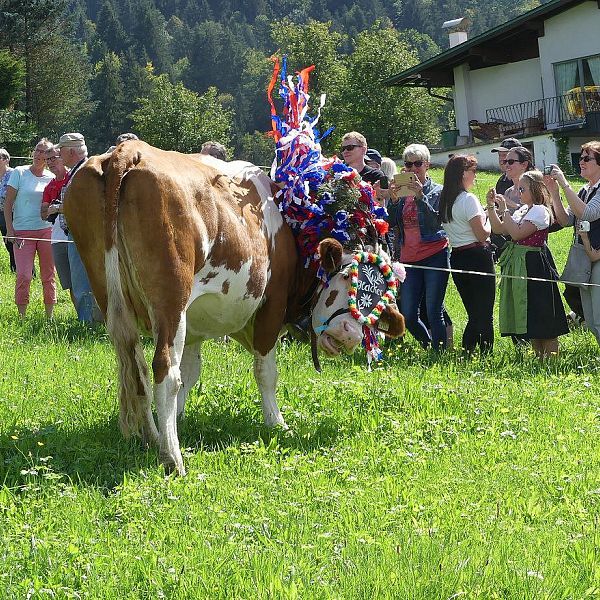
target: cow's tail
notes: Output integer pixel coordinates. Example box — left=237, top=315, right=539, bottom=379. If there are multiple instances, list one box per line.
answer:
left=103, top=145, right=158, bottom=444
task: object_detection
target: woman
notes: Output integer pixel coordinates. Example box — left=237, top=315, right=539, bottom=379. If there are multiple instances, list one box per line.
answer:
left=387, top=144, right=449, bottom=349
left=439, top=155, right=495, bottom=353
left=4, top=138, right=56, bottom=317
left=488, top=171, right=568, bottom=358
left=548, top=141, right=600, bottom=344
left=499, top=146, right=534, bottom=212
left=0, top=147, right=15, bottom=271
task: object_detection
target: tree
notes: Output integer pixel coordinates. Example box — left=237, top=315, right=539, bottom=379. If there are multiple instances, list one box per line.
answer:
left=0, top=108, right=35, bottom=155
left=340, top=22, right=443, bottom=156
left=237, top=130, right=275, bottom=166
left=0, top=0, right=68, bottom=117
left=0, top=50, right=25, bottom=109
left=27, top=33, right=93, bottom=140
left=88, top=52, right=127, bottom=150
left=130, top=74, right=233, bottom=153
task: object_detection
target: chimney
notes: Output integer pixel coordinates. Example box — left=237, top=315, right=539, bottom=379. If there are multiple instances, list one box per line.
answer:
left=442, top=17, right=471, bottom=48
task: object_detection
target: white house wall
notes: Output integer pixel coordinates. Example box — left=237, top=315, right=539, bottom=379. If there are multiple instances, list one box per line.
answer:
left=427, top=133, right=558, bottom=171
left=538, top=1, right=600, bottom=99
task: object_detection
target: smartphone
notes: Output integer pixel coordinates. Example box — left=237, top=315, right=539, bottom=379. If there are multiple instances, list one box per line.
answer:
left=543, top=165, right=553, bottom=175
left=379, top=175, right=389, bottom=189
left=393, top=172, right=416, bottom=196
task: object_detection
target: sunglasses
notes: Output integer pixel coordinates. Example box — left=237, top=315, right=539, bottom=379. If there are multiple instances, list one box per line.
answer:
left=404, top=160, right=424, bottom=168
left=340, top=144, right=362, bottom=152
left=46, top=155, right=60, bottom=161
left=580, top=155, right=597, bottom=163
left=501, top=158, right=524, bottom=165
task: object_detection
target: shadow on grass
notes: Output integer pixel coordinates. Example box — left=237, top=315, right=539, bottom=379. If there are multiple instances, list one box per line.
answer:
left=0, top=401, right=346, bottom=492
left=9, top=315, right=111, bottom=345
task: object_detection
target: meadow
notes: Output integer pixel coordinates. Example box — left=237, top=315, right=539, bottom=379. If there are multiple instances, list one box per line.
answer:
left=1, top=170, right=599, bottom=599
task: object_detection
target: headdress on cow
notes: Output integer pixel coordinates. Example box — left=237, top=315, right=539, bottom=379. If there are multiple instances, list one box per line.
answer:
left=267, top=56, right=389, bottom=278
left=268, top=58, right=404, bottom=365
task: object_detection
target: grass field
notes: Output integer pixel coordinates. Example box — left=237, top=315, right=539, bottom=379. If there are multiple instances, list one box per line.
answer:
left=1, top=170, right=600, bottom=599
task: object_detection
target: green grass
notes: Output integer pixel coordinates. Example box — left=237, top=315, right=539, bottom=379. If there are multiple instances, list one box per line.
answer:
left=1, top=172, right=600, bottom=598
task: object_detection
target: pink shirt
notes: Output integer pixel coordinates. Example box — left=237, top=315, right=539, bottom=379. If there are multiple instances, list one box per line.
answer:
left=400, top=197, right=447, bottom=263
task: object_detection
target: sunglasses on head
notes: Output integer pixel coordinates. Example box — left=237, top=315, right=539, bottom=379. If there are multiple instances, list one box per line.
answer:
left=580, top=155, right=597, bottom=163
left=404, top=160, right=424, bottom=168
left=501, top=158, right=524, bottom=165
left=341, top=144, right=362, bottom=152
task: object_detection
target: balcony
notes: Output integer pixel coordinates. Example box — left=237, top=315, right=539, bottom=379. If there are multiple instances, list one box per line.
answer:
left=468, top=88, right=600, bottom=141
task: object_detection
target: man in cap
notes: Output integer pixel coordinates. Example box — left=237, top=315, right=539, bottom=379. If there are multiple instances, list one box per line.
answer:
left=365, top=148, right=383, bottom=170
left=491, top=137, right=520, bottom=194
left=56, top=132, right=96, bottom=323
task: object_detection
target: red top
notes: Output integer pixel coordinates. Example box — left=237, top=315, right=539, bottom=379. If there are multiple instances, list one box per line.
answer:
left=42, top=175, right=68, bottom=204
left=516, top=228, right=548, bottom=247
left=399, top=197, right=448, bottom=263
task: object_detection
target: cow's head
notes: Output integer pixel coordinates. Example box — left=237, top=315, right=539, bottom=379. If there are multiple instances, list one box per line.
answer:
left=311, top=238, right=405, bottom=357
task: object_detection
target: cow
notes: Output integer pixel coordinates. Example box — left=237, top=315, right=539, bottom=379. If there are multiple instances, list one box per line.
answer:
left=64, top=141, right=404, bottom=475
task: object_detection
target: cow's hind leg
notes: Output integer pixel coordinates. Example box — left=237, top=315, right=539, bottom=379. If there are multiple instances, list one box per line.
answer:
left=177, top=341, right=202, bottom=418
left=253, top=347, right=287, bottom=428
left=153, top=314, right=187, bottom=475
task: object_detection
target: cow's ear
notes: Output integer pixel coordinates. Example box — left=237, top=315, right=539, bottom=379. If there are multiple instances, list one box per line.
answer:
left=318, top=238, right=343, bottom=274
left=378, top=304, right=405, bottom=338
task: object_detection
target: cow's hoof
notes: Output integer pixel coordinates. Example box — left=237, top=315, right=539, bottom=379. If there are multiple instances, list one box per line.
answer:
left=160, top=452, right=186, bottom=477
left=265, top=416, right=288, bottom=430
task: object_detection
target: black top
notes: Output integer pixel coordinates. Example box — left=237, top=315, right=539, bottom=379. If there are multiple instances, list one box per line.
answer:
left=495, top=173, right=512, bottom=195
left=359, top=165, right=386, bottom=185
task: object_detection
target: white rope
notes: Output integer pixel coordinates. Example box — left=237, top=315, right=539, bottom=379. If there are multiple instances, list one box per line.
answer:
left=3, top=234, right=596, bottom=289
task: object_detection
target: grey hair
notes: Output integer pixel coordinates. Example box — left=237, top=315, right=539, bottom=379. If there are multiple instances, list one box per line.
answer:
left=200, top=141, right=227, bottom=161
left=0, top=147, right=9, bottom=160
left=402, top=144, right=431, bottom=162
left=380, top=157, right=397, bottom=179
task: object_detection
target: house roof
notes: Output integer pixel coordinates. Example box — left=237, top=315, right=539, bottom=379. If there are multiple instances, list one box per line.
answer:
left=384, top=0, right=595, bottom=88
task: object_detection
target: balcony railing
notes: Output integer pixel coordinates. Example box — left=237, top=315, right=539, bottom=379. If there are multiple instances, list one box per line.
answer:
left=469, top=89, right=600, bottom=141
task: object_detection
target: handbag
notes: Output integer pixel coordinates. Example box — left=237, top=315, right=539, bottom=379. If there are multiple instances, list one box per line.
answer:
left=560, top=242, right=592, bottom=286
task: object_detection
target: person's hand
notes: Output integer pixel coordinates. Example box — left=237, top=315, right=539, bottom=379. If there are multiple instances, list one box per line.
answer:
left=548, top=164, right=568, bottom=188
left=486, top=188, right=496, bottom=210
left=496, top=194, right=507, bottom=213
left=544, top=173, right=559, bottom=194
left=388, top=182, right=401, bottom=202
left=5, top=226, right=15, bottom=240
left=408, top=177, right=424, bottom=199
left=47, top=203, right=60, bottom=216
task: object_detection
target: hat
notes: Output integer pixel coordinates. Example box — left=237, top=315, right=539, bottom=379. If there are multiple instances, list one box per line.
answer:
left=56, top=133, right=85, bottom=148
left=365, top=148, right=382, bottom=165
left=491, top=137, right=520, bottom=153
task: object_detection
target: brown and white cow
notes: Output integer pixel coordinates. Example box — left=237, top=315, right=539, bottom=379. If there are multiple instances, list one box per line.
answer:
left=64, top=141, right=404, bottom=475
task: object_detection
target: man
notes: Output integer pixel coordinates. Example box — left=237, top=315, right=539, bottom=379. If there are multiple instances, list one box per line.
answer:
left=365, top=148, right=383, bottom=170
left=491, top=137, right=520, bottom=194
left=56, top=133, right=96, bottom=323
left=340, top=132, right=385, bottom=185
left=200, top=141, right=227, bottom=161
left=41, top=146, right=74, bottom=307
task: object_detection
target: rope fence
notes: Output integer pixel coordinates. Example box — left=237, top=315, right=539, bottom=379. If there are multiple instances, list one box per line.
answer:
left=2, top=234, right=598, bottom=289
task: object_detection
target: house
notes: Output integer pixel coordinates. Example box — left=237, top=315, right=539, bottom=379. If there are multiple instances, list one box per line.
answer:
left=384, top=0, right=600, bottom=170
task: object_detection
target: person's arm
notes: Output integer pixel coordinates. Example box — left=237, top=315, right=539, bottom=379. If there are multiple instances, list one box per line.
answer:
left=545, top=174, right=571, bottom=227
left=469, top=214, right=491, bottom=242
left=548, top=164, right=587, bottom=219
left=3, top=185, right=16, bottom=238
left=486, top=189, right=505, bottom=234
left=500, top=212, right=537, bottom=241
left=580, top=231, right=600, bottom=261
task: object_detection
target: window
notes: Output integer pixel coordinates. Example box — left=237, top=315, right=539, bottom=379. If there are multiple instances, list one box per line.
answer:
left=554, top=54, right=600, bottom=96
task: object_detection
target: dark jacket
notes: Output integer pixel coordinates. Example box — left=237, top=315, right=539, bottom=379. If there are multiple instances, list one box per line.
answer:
left=386, top=177, right=446, bottom=248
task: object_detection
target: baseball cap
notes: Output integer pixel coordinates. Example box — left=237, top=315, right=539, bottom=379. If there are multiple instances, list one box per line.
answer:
left=491, top=137, right=520, bottom=153
left=56, top=133, right=85, bottom=148
left=365, top=148, right=382, bottom=166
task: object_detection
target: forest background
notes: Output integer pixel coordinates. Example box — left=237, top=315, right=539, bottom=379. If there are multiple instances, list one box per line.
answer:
left=0, top=0, right=544, bottom=162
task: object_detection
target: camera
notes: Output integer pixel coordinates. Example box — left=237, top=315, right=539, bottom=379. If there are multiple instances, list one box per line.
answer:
left=579, top=220, right=591, bottom=232
left=46, top=201, right=62, bottom=224
left=543, top=165, right=553, bottom=176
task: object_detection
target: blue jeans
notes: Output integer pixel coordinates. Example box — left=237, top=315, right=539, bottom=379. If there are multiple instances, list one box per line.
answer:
left=67, top=234, right=94, bottom=322
left=400, top=247, right=449, bottom=349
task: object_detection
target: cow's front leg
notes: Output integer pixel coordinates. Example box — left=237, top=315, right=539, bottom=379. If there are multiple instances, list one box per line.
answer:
left=177, top=341, right=202, bottom=418
left=153, top=315, right=187, bottom=475
left=253, top=347, right=287, bottom=428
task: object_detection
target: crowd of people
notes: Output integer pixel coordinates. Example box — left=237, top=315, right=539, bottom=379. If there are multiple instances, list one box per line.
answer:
left=2, top=130, right=600, bottom=360
left=339, top=131, right=600, bottom=359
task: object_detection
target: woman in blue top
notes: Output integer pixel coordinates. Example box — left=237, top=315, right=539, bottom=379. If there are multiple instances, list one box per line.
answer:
left=4, top=138, right=55, bottom=317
